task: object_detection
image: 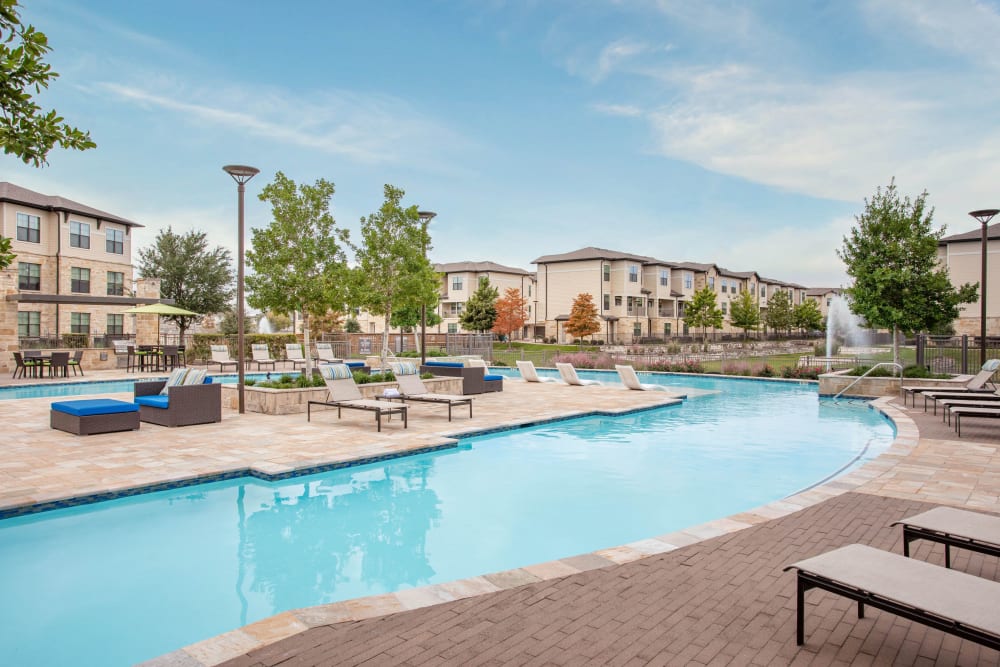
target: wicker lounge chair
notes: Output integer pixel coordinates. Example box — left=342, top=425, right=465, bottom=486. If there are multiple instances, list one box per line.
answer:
left=891, top=506, right=1000, bottom=569
left=209, top=345, right=238, bottom=372
left=133, top=369, right=221, bottom=427
left=308, top=363, right=407, bottom=432
left=516, top=360, right=558, bottom=383
left=556, top=362, right=601, bottom=386
left=389, top=362, right=472, bottom=421
left=785, top=543, right=1000, bottom=651
left=904, top=359, right=1000, bottom=406
left=250, top=343, right=277, bottom=370
left=285, top=343, right=308, bottom=369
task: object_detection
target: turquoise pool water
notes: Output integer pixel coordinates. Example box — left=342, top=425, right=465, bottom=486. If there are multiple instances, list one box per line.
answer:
left=0, top=371, right=300, bottom=400
left=0, top=374, right=894, bottom=666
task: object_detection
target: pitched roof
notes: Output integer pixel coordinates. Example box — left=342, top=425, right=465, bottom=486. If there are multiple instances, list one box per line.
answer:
left=939, top=221, right=1000, bottom=244
left=532, top=246, right=673, bottom=266
left=806, top=287, right=842, bottom=296
left=433, top=261, right=531, bottom=276
left=0, top=182, right=142, bottom=227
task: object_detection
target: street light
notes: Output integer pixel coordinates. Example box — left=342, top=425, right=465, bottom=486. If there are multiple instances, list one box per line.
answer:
left=417, top=210, right=437, bottom=365
left=970, top=209, right=1000, bottom=367
left=224, top=164, right=260, bottom=415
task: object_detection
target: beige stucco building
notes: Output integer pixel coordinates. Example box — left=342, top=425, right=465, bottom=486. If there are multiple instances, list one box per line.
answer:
left=938, top=223, right=1000, bottom=336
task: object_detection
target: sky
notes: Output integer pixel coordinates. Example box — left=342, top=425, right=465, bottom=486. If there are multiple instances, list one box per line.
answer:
left=4, top=0, right=1000, bottom=288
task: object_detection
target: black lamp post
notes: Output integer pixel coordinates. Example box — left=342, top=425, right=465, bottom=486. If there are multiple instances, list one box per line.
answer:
left=223, top=164, right=260, bottom=414
left=970, top=209, right=1000, bottom=366
left=417, top=210, right=437, bottom=365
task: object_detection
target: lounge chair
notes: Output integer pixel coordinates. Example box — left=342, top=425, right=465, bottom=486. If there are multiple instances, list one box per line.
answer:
left=285, top=343, right=308, bottom=369
left=209, top=345, right=238, bottom=372
left=390, top=362, right=472, bottom=421
left=467, top=358, right=504, bottom=392
left=133, top=369, right=221, bottom=427
left=904, top=359, right=1000, bottom=406
left=950, top=405, right=1000, bottom=437
left=307, top=363, right=407, bottom=432
left=555, top=362, right=601, bottom=386
left=516, top=360, right=558, bottom=383
left=250, top=343, right=277, bottom=370
left=938, top=396, right=1000, bottom=424
left=920, top=389, right=1000, bottom=414
left=315, top=342, right=341, bottom=364
left=615, top=364, right=677, bottom=393
left=891, top=506, right=1000, bottom=569
left=785, top=543, right=1000, bottom=651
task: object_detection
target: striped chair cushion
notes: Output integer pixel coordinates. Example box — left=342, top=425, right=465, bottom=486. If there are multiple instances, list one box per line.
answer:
left=319, top=364, right=353, bottom=380
left=390, top=362, right=419, bottom=376
left=182, top=368, right=208, bottom=386
left=160, top=368, right=190, bottom=395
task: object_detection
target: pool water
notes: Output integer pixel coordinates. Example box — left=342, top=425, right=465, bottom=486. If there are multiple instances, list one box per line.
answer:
left=0, top=371, right=300, bottom=400
left=0, top=375, right=894, bottom=666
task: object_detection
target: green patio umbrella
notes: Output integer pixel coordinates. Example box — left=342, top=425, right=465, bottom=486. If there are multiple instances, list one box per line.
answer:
left=123, top=303, right=200, bottom=344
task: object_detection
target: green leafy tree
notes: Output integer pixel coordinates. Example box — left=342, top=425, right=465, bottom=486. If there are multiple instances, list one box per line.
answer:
left=247, top=172, right=351, bottom=374
left=764, top=289, right=794, bottom=336
left=344, top=318, right=361, bottom=333
left=220, top=309, right=254, bottom=336
left=792, top=299, right=825, bottom=333
left=137, top=227, right=233, bottom=342
left=0, top=235, right=13, bottom=269
left=838, top=180, right=977, bottom=366
left=683, top=285, right=723, bottom=342
left=352, top=184, right=437, bottom=363
left=390, top=304, right=442, bottom=332
left=729, top=289, right=760, bottom=339
left=565, top=292, right=600, bottom=343
left=460, top=276, right=499, bottom=332
left=262, top=311, right=291, bottom=332
left=1, top=0, right=95, bottom=166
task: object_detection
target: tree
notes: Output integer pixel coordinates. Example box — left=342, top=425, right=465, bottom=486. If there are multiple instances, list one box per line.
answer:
left=390, top=304, right=442, bottom=332
left=838, top=180, right=977, bottom=366
left=683, top=285, right=723, bottom=342
left=137, top=227, right=233, bottom=342
left=764, top=290, right=794, bottom=336
left=461, top=276, right=499, bottom=333
left=0, top=235, right=13, bottom=269
left=1, top=0, right=95, bottom=166
left=311, top=309, right=345, bottom=334
left=729, top=289, right=760, bottom=340
left=565, top=292, right=600, bottom=343
left=247, top=172, right=351, bottom=374
left=793, top=299, right=825, bottom=333
left=262, top=311, right=291, bottom=332
left=344, top=318, right=361, bottom=333
left=493, top=287, right=527, bottom=348
left=220, top=309, right=254, bottom=336
left=353, top=184, right=438, bottom=364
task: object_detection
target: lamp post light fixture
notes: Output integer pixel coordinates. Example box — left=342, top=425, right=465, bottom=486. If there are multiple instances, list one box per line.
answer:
left=970, top=209, right=1000, bottom=367
left=417, top=210, right=437, bottom=365
left=223, top=164, right=260, bottom=415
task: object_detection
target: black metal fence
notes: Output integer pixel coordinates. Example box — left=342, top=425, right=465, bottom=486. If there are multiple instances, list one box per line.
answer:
left=915, top=334, right=1000, bottom=375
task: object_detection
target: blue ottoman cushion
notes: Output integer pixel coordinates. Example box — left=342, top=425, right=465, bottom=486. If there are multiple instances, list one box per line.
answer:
left=51, top=399, right=139, bottom=417
left=345, top=361, right=365, bottom=368
left=484, top=374, right=504, bottom=382
left=134, top=395, right=170, bottom=409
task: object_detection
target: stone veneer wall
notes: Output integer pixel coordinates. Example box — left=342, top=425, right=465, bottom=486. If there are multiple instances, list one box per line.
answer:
left=0, top=268, right=17, bottom=374
left=134, top=277, right=162, bottom=345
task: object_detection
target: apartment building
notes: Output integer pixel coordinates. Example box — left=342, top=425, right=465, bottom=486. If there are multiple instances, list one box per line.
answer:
left=806, top=288, right=843, bottom=321
left=1, top=182, right=146, bottom=343
left=938, top=222, right=1000, bottom=335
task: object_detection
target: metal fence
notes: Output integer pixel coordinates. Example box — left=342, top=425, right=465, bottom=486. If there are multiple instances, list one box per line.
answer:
left=915, top=334, right=1000, bottom=375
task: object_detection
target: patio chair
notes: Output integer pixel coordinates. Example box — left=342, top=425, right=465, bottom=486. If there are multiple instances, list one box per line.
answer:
left=615, top=364, right=675, bottom=393
left=315, top=342, right=341, bottom=364
left=937, top=395, right=1000, bottom=423
left=950, top=405, right=1000, bottom=437
left=891, top=506, right=1000, bottom=569
left=516, top=360, right=559, bottom=383
left=285, top=343, right=308, bottom=369
left=555, top=362, right=601, bottom=386
left=784, top=543, right=1000, bottom=651
left=45, top=351, right=70, bottom=379
left=904, top=359, right=1000, bottom=406
left=307, top=363, right=407, bottom=432
left=466, top=358, right=503, bottom=392
left=250, top=343, right=277, bottom=370
left=920, top=388, right=1000, bottom=413
left=133, top=369, right=222, bottom=427
left=68, top=349, right=85, bottom=376
left=209, top=344, right=238, bottom=372
left=389, top=362, right=472, bottom=421
left=12, top=352, right=40, bottom=379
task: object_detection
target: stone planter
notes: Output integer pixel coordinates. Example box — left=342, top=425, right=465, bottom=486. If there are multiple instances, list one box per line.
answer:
left=220, top=376, right=464, bottom=415
left=819, top=369, right=975, bottom=398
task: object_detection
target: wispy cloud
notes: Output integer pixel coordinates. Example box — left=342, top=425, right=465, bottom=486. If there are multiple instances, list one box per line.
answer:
left=590, top=102, right=643, bottom=117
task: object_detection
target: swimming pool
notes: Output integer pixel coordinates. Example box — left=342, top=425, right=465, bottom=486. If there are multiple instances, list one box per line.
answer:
left=0, top=374, right=894, bottom=666
left=0, top=371, right=300, bottom=400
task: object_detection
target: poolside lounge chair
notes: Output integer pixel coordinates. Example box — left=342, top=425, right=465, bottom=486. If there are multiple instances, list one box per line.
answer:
left=390, top=362, right=472, bottom=421
left=315, top=342, right=341, bottom=364
left=516, top=360, right=559, bottom=383
left=307, top=363, right=407, bottom=432
left=904, top=359, right=1000, bottom=406
left=467, top=358, right=504, bottom=392
left=615, top=364, right=674, bottom=392
left=938, top=396, right=1000, bottom=424
left=891, top=506, right=1000, bottom=569
left=210, top=345, right=238, bottom=372
left=555, top=362, right=601, bottom=386
left=250, top=343, right=277, bottom=370
left=133, top=369, right=221, bottom=427
left=285, top=343, right=308, bottom=369
left=923, top=390, right=1000, bottom=416
left=785, top=543, right=1000, bottom=651
left=950, top=405, right=1000, bottom=437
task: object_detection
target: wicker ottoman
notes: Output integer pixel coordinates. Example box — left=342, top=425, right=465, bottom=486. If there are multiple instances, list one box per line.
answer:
left=50, top=399, right=141, bottom=436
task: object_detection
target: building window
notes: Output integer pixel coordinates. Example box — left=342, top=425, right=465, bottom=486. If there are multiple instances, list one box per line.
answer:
left=107, top=271, right=125, bottom=296
left=603, top=264, right=610, bottom=282
left=70, top=221, right=91, bottom=249
left=633, top=322, right=641, bottom=337
left=447, top=323, right=458, bottom=334
left=107, top=314, right=124, bottom=336
left=709, top=276, right=715, bottom=289
left=685, top=273, right=693, bottom=289
left=603, top=294, right=610, bottom=310
left=827, top=297, right=832, bottom=306
left=527, top=284, right=531, bottom=297
left=721, top=302, right=728, bottom=315
left=659, top=270, right=669, bottom=286
left=760, top=285, right=766, bottom=298
left=614, top=296, right=622, bottom=307
left=664, top=322, right=671, bottom=336
left=16, top=213, right=40, bottom=243
left=18, top=262, right=40, bottom=291
left=70, top=312, right=90, bottom=334
left=106, top=228, right=125, bottom=254
left=18, top=311, right=40, bottom=337
left=71, top=267, right=91, bottom=293
left=628, top=265, right=638, bottom=282
left=749, top=282, right=756, bottom=294
left=452, top=276, right=463, bottom=291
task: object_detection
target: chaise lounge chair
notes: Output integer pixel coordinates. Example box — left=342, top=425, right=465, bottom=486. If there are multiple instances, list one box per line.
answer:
left=904, top=359, right=1000, bottom=406
left=285, top=343, right=308, bottom=370
left=209, top=345, right=238, bottom=372
left=555, top=362, right=601, bottom=386
left=785, top=543, right=1000, bottom=651
left=516, top=360, right=558, bottom=383
left=891, top=506, right=1000, bottom=569
left=615, top=364, right=680, bottom=394
left=390, top=362, right=472, bottom=421
left=950, top=405, right=1000, bottom=437
left=307, top=363, right=407, bottom=432
left=315, top=342, right=341, bottom=364
left=249, top=343, right=277, bottom=371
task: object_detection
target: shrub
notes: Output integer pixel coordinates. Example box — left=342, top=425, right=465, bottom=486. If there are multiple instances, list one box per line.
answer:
left=643, top=359, right=706, bottom=374
left=782, top=366, right=821, bottom=380
left=549, top=351, right=615, bottom=369
left=355, top=371, right=395, bottom=384
left=61, top=333, right=89, bottom=348
left=902, top=364, right=949, bottom=379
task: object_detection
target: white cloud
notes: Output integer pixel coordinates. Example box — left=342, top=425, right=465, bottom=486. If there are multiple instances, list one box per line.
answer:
left=590, top=102, right=643, bottom=117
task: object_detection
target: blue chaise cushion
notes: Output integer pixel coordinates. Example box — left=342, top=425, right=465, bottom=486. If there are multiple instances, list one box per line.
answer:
left=51, top=399, right=139, bottom=417
left=426, top=361, right=464, bottom=368
left=134, top=395, right=170, bottom=410
left=344, top=361, right=365, bottom=369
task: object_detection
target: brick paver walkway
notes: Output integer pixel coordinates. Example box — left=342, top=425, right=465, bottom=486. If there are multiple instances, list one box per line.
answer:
left=219, top=492, right=1000, bottom=667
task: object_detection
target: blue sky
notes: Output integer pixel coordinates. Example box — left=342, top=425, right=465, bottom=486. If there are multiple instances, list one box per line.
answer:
left=4, top=0, right=1000, bottom=287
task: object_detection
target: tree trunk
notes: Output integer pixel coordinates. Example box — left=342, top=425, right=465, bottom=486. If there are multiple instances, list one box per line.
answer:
left=303, top=312, right=313, bottom=377
left=893, top=324, right=900, bottom=375
left=381, top=306, right=392, bottom=371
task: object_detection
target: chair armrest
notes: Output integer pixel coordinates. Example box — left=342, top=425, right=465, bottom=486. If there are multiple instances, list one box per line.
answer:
left=134, top=381, right=166, bottom=397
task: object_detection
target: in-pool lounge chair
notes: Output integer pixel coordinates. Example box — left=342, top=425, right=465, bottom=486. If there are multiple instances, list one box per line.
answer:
left=904, top=359, right=1000, bottom=406
left=389, top=362, right=472, bottom=421
left=250, top=343, right=277, bottom=370
left=615, top=364, right=677, bottom=393
left=307, top=363, right=406, bottom=432
left=516, top=360, right=558, bottom=383
left=210, top=345, right=238, bottom=372
left=315, top=342, right=341, bottom=364
left=555, top=362, right=601, bottom=386
left=891, top=506, right=1000, bottom=569
left=285, top=343, right=308, bottom=370
left=785, top=543, right=1000, bottom=651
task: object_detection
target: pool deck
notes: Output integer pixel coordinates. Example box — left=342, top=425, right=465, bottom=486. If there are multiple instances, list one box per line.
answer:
left=2, top=369, right=999, bottom=665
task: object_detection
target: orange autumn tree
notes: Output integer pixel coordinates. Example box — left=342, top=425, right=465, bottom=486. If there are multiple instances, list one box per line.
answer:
left=565, top=293, right=600, bottom=344
left=493, top=287, right=527, bottom=349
